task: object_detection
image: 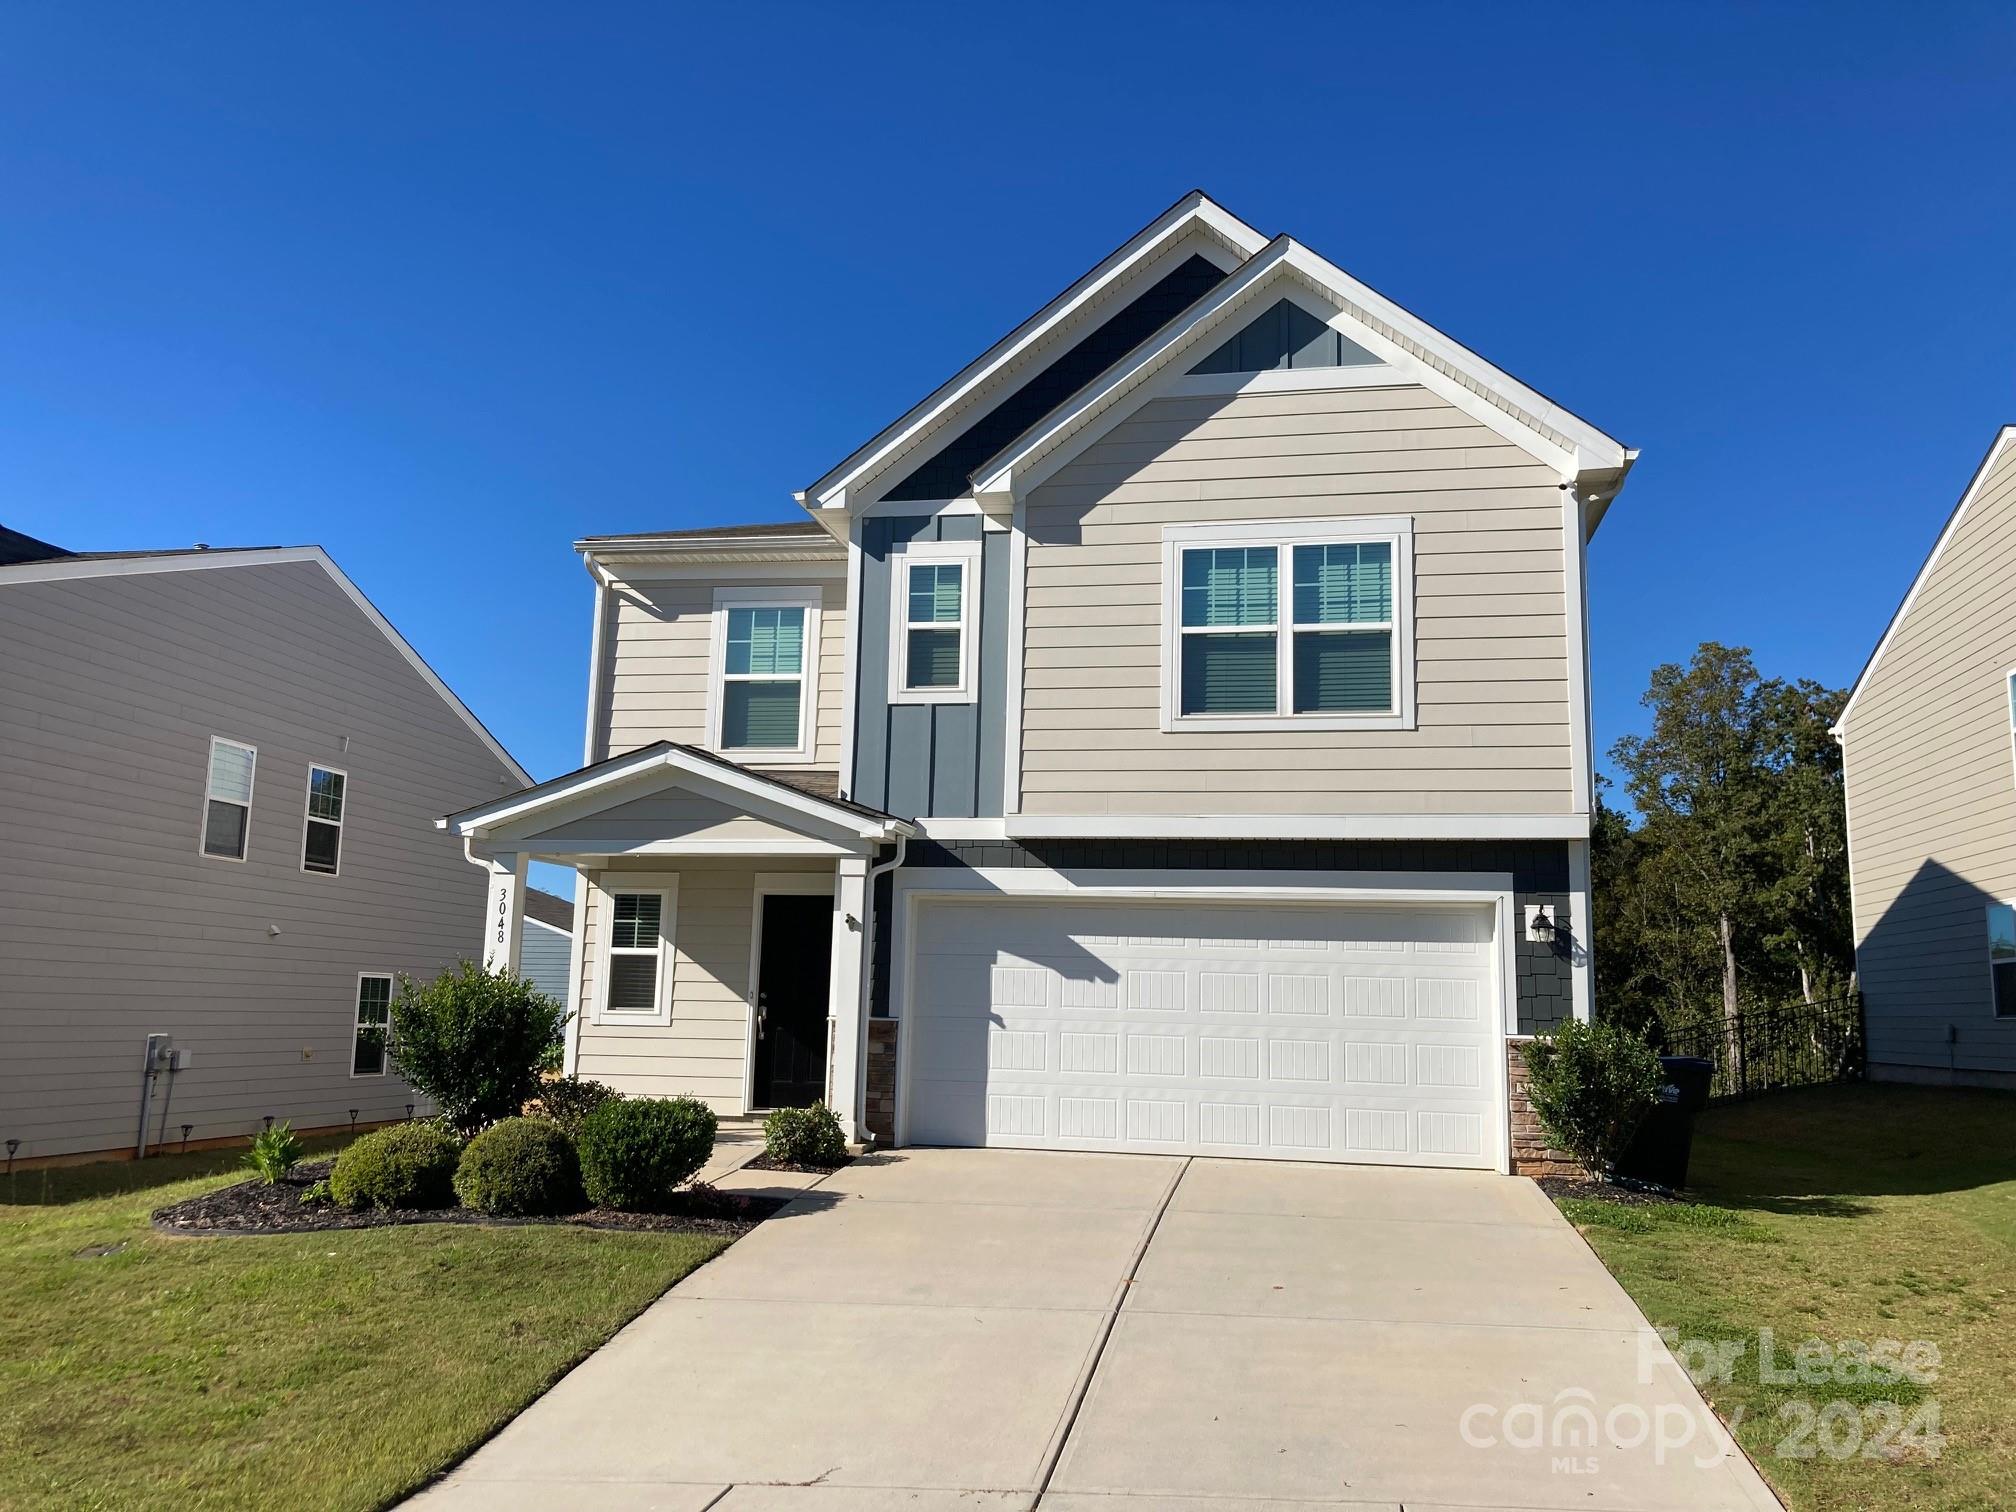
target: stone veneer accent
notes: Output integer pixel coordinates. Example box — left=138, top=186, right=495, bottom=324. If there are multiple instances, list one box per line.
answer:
left=1506, top=1037, right=1580, bottom=1178
left=864, top=1018, right=899, bottom=1143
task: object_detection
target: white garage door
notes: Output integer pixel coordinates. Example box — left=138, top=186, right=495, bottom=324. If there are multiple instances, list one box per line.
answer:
left=904, top=898, right=1504, bottom=1169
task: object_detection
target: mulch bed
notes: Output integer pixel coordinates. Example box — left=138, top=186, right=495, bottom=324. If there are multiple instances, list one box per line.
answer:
left=153, top=1159, right=788, bottom=1239
left=741, top=1152, right=854, bottom=1175
left=1538, top=1174, right=1687, bottom=1207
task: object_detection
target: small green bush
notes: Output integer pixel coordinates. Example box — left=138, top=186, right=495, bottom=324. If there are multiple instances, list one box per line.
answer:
left=299, top=1179, right=334, bottom=1208
left=534, top=1076, right=622, bottom=1137
left=329, top=1122, right=461, bottom=1211
left=762, top=1103, right=848, bottom=1167
left=576, top=1097, right=716, bottom=1211
left=388, top=962, right=567, bottom=1136
left=242, top=1121, right=305, bottom=1185
left=453, top=1117, right=584, bottom=1216
left=1521, top=1018, right=1666, bottom=1180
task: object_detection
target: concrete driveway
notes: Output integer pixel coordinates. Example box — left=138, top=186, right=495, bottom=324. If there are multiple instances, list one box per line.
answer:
left=412, top=1149, right=1783, bottom=1511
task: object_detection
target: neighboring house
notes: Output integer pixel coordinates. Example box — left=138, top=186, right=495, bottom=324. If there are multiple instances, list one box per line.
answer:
left=1835, top=425, right=2016, bottom=1090
left=520, top=887, right=576, bottom=1007
left=0, top=540, right=529, bottom=1160
left=444, top=192, right=1635, bottom=1173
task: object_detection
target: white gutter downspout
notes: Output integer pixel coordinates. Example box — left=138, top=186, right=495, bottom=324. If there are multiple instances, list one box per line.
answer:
left=856, top=830, right=909, bottom=1145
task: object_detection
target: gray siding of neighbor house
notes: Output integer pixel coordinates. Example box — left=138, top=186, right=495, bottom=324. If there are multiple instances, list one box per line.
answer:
left=0, top=559, right=521, bottom=1159
left=850, top=514, right=1010, bottom=818
left=1843, top=437, right=2016, bottom=1084
left=873, top=838, right=1574, bottom=1034
left=521, top=920, right=574, bottom=1007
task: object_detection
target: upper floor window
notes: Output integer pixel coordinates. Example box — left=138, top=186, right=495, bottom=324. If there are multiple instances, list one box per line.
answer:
left=1989, top=902, right=2016, bottom=1018
left=1161, top=517, right=1414, bottom=732
left=303, top=766, right=346, bottom=875
left=202, top=737, right=257, bottom=860
left=709, top=587, right=821, bottom=762
left=890, top=542, right=979, bottom=704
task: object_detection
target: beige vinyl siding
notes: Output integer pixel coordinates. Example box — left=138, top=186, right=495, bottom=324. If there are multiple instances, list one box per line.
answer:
left=1842, top=440, right=2016, bottom=1078
left=1019, top=385, right=1574, bottom=816
left=0, top=560, right=519, bottom=1159
left=573, top=860, right=830, bottom=1110
left=596, top=572, right=847, bottom=767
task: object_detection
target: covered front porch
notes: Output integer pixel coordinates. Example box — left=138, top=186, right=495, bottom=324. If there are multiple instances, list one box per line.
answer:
left=440, top=742, right=911, bottom=1138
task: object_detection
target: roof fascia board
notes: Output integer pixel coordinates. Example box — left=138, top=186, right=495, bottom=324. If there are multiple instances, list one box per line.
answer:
left=1834, top=425, right=2016, bottom=736
left=0, top=545, right=531, bottom=785
left=798, top=193, right=1267, bottom=510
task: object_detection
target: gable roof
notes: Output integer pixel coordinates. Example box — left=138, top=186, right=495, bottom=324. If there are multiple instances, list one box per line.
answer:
left=523, top=887, right=576, bottom=932
left=796, top=191, right=1268, bottom=516
left=0, top=544, right=530, bottom=784
left=969, top=235, right=1635, bottom=524
left=1833, top=425, right=2016, bottom=736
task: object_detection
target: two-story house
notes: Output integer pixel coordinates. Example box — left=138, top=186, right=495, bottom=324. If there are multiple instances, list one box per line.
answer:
left=444, top=193, right=1635, bottom=1174
left=1, top=541, right=528, bottom=1162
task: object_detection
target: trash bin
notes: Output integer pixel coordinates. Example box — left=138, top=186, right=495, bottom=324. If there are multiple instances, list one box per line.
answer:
left=1615, top=1055, right=1714, bottom=1188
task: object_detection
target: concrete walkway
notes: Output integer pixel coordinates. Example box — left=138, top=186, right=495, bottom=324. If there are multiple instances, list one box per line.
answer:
left=410, top=1148, right=1784, bottom=1511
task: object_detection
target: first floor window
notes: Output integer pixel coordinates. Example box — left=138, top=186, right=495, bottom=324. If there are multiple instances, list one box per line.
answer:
left=721, top=605, right=806, bottom=750
left=1989, top=903, right=2016, bottom=1018
left=303, top=765, right=346, bottom=874
left=202, top=737, right=257, bottom=859
left=353, top=974, right=393, bottom=1075
left=606, top=891, right=666, bottom=1013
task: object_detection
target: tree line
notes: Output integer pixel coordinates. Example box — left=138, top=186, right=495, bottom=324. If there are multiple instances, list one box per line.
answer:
left=1592, top=642, right=1854, bottom=1036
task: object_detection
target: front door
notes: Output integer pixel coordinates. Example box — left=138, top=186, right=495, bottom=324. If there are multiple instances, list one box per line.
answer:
left=752, top=892, right=833, bottom=1108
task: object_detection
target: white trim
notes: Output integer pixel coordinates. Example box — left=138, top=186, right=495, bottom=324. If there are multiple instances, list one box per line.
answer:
left=350, top=971, right=394, bottom=1078
left=1004, top=501, right=1028, bottom=816
left=591, top=872, right=679, bottom=1027
left=705, top=585, right=823, bottom=766
left=1563, top=488, right=1593, bottom=814
left=743, top=870, right=840, bottom=1113
left=887, top=865, right=1517, bottom=1173
left=1836, top=426, right=2016, bottom=735
left=1567, top=837, right=1593, bottom=1025
left=1004, top=813, right=1591, bottom=841
left=800, top=193, right=1268, bottom=509
left=1160, top=516, right=1416, bottom=733
left=2006, top=666, right=2016, bottom=795
left=1162, top=366, right=1401, bottom=399
left=888, top=540, right=980, bottom=705
left=913, top=817, right=1010, bottom=840
left=0, top=546, right=531, bottom=785
left=590, top=560, right=847, bottom=582
left=859, top=497, right=985, bottom=520
left=299, top=762, right=347, bottom=877
left=581, top=565, right=611, bottom=766
left=523, top=916, right=572, bottom=942
left=567, top=837, right=857, bottom=859
left=563, top=869, right=589, bottom=1076
left=200, top=735, right=257, bottom=863
left=839, top=522, right=864, bottom=798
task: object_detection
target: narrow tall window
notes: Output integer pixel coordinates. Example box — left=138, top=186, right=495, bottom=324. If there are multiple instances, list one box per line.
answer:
left=203, top=737, right=257, bottom=859
left=605, top=891, right=667, bottom=1014
left=353, top=973, right=392, bottom=1075
left=721, top=606, right=806, bottom=750
left=903, top=561, right=965, bottom=690
left=1989, top=903, right=2016, bottom=1019
left=302, top=766, right=346, bottom=875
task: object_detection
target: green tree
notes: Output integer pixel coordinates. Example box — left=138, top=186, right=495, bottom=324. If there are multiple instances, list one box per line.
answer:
left=389, top=961, right=566, bottom=1135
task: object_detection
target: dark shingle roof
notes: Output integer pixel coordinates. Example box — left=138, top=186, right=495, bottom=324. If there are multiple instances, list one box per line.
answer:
left=523, top=888, right=575, bottom=931
left=0, top=525, right=72, bottom=565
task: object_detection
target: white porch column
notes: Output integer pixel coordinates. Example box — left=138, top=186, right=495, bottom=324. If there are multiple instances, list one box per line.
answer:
left=826, top=854, right=870, bottom=1140
left=481, top=851, right=529, bottom=977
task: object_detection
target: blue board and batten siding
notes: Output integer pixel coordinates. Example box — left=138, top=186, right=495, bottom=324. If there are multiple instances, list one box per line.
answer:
left=851, top=514, right=1009, bottom=818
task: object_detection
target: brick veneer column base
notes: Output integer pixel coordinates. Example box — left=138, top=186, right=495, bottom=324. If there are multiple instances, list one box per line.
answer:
left=864, top=1019, right=899, bottom=1143
left=1506, top=1037, right=1582, bottom=1179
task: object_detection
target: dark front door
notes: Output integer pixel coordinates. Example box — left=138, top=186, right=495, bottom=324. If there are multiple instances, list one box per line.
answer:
left=752, top=892, right=833, bottom=1108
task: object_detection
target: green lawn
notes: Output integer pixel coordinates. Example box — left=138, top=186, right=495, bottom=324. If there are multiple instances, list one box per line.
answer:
left=0, top=1139, right=729, bottom=1511
left=1557, top=1084, right=2016, bottom=1512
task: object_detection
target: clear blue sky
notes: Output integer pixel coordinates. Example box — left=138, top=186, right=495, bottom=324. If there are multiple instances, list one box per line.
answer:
left=5, top=3, right=2013, bottom=799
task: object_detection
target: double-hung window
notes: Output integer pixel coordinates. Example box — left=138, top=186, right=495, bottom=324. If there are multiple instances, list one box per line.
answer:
left=710, top=588, right=820, bottom=761
left=202, top=737, right=257, bottom=859
left=302, top=765, right=346, bottom=875
left=352, top=973, right=393, bottom=1076
left=890, top=542, right=979, bottom=703
left=597, top=875, right=676, bottom=1025
left=1988, top=902, right=2016, bottom=1018
left=1163, top=517, right=1413, bottom=730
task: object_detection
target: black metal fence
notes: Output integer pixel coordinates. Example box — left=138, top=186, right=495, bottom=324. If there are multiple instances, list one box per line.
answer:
left=1658, top=993, right=1865, bottom=1100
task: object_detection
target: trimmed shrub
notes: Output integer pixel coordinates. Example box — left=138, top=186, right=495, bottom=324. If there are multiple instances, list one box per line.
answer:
left=576, top=1097, right=717, bottom=1211
left=1521, top=1018, right=1666, bottom=1180
left=761, top=1103, right=848, bottom=1167
left=388, top=962, right=567, bottom=1136
left=329, top=1122, right=461, bottom=1211
left=534, top=1076, right=622, bottom=1138
left=243, top=1121, right=305, bottom=1184
left=453, top=1117, right=584, bottom=1216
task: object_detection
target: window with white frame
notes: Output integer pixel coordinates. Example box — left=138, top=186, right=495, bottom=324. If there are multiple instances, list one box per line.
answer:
left=890, top=543, right=978, bottom=702
left=1163, top=518, right=1413, bottom=730
left=710, top=589, right=819, bottom=759
left=202, top=737, right=257, bottom=859
left=1989, top=902, right=2016, bottom=1018
left=302, top=765, right=346, bottom=875
left=352, top=973, right=393, bottom=1075
left=601, top=885, right=672, bottom=1021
